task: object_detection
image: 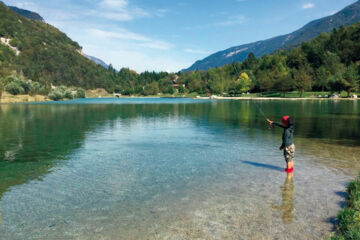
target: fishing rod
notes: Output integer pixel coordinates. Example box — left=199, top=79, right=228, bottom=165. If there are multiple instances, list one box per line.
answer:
left=230, top=55, right=270, bottom=125
left=253, top=101, right=268, bottom=121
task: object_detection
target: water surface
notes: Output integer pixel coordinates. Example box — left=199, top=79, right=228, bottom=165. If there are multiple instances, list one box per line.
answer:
left=0, top=98, right=359, bottom=240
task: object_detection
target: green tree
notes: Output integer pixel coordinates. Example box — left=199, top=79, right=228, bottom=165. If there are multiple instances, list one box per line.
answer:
left=286, top=48, right=307, bottom=69
left=293, top=69, right=312, bottom=96
left=273, top=63, right=294, bottom=96
left=343, top=64, right=359, bottom=96
left=143, top=82, right=159, bottom=96
left=207, top=68, right=227, bottom=94
left=329, top=74, right=347, bottom=93
left=257, top=71, right=274, bottom=92
left=314, top=67, right=331, bottom=91
left=185, top=71, right=203, bottom=93
left=164, top=85, right=174, bottom=94
left=237, top=72, right=252, bottom=93
left=178, top=84, right=185, bottom=94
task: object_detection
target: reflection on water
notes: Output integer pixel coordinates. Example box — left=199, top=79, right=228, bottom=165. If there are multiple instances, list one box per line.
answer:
left=0, top=98, right=358, bottom=239
left=272, top=173, right=295, bottom=224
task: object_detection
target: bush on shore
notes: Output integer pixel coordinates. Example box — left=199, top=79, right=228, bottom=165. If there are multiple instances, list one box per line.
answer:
left=76, top=88, right=86, bottom=98
left=48, top=86, right=85, bottom=101
left=0, top=73, right=86, bottom=101
left=0, top=74, right=51, bottom=96
left=330, top=175, right=360, bottom=240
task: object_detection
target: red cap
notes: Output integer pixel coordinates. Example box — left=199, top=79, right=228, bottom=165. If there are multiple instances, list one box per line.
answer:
left=282, top=115, right=290, bottom=127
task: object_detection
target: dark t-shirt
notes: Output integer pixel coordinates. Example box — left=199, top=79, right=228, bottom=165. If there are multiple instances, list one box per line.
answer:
left=274, top=122, right=294, bottom=147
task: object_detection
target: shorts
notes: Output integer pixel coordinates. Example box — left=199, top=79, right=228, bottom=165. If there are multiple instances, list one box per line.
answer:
left=284, top=144, right=295, bottom=163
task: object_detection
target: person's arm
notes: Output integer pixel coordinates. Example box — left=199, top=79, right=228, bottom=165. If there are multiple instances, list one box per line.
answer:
left=267, top=119, right=285, bottom=128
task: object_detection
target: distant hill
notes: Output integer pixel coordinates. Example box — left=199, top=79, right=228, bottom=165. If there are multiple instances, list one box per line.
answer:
left=0, top=1, right=44, bottom=21
left=84, top=54, right=109, bottom=69
left=8, top=6, right=44, bottom=21
left=183, top=0, right=360, bottom=71
left=0, top=2, right=114, bottom=90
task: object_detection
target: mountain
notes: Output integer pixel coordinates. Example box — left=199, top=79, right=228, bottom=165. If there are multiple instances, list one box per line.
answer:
left=84, top=54, right=109, bottom=69
left=183, top=0, right=360, bottom=72
left=8, top=6, right=44, bottom=21
left=0, top=2, right=114, bottom=90
left=1, top=2, right=111, bottom=70
left=0, top=1, right=44, bottom=21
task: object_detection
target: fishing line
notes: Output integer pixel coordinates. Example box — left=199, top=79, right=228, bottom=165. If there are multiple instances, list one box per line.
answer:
left=253, top=101, right=268, bottom=121
left=230, top=52, right=270, bottom=126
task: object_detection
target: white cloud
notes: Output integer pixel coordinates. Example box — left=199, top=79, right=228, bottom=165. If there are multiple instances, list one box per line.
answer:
left=302, top=3, right=315, bottom=9
left=184, top=48, right=209, bottom=54
left=216, top=15, right=245, bottom=26
left=96, top=0, right=149, bottom=21
left=99, top=0, right=128, bottom=9
left=155, top=9, right=169, bottom=17
left=90, top=28, right=148, bottom=41
left=137, top=41, right=173, bottom=50
left=89, top=28, right=173, bottom=50
left=185, top=14, right=246, bottom=30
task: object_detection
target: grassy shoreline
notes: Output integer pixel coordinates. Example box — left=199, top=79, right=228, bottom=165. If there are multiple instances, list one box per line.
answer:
left=330, top=175, right=360, bottom=240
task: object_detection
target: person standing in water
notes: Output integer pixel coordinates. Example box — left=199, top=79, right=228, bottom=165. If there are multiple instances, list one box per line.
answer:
left=267, top=116, right=295, bottom=173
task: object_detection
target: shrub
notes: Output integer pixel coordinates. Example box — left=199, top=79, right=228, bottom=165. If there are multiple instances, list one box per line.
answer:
left=5, top=81, right=24, bottom=95
left=122, top=88, right=134, bottom=96
left=19, top=79, right=31, bottom=94
left=178, top=85, right=185, bottom=94
left=114, top=85, right=122, bottom=94
left=48, top=89, right=64, bottom=101
left=29, top=81, right=41, bottom=96
left=64, top=90, right=74, bottom=99
left=75, top=88, right=85, bottom=98
left=39, top=85, right=50, bottom=95
left=164, top=85, right=174, bottom=94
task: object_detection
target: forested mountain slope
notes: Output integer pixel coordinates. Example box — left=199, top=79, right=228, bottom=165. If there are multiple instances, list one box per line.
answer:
left=184, top=0, right=360, bottom=71
left=0, top=3, right=114, bottom=90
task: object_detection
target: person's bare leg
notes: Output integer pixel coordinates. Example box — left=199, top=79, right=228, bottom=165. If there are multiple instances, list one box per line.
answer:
left=286, top=162, right=291, bottom=170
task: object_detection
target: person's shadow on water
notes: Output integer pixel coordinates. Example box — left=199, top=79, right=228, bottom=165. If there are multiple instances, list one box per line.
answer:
left=271, top=173, right=295, bottom=224
left=242, top=160, right=284, bottom=171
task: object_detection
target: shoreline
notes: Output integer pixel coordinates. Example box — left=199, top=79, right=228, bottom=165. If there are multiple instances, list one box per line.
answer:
left=197, top=96, right=359, bottom=101
left=0, top=94, right=359, bottom=104
left=0, top=94, right=49, bottom=104
left=329, top=174, right=360, bottom=239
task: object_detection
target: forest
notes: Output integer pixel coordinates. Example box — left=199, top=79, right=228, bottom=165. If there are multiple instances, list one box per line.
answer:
left=176, top=23, right=360, bottom=97
left=109, top=22, right=360, bottom=97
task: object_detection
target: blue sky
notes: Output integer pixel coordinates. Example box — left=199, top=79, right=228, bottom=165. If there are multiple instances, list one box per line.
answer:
left=3, top=0, right=358, bottom=72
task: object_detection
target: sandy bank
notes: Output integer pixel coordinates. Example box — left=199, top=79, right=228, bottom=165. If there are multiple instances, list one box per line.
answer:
left=0, top=93, right=48, bottom=103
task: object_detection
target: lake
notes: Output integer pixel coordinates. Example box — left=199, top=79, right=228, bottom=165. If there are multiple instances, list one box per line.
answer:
left=0, top=98, right=359, bottom=240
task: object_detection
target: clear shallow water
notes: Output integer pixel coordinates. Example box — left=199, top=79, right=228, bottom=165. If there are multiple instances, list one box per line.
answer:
left=0, top=98, right=359, bottom=239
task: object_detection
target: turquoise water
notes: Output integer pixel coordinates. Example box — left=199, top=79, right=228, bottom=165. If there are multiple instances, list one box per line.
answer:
left=0, top=98, right=359, bottom=239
